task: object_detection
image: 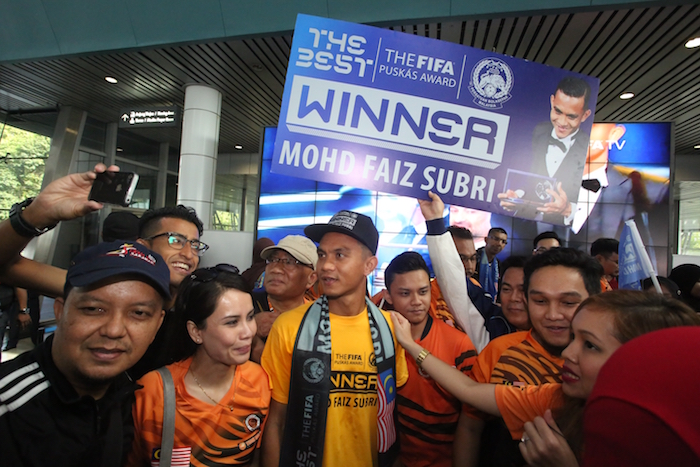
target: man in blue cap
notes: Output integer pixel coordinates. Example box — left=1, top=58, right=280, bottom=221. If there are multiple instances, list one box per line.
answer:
left=0, top=240, right=170, bottom=467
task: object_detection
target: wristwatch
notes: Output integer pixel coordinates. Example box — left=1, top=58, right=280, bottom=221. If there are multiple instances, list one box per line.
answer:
left=9, top=198, right=57, bottom=237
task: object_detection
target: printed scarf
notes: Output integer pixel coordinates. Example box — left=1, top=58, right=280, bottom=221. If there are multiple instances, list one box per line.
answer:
left=280, top=295, right=398, bottom=467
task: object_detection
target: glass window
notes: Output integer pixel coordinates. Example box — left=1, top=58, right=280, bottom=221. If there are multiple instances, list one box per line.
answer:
left=0, top=125, right=50, bottom=219
left=116, top=130, right=159, bottom=167
left=213, top=173, right=259, bottom=231
left=81, top=117, right=107, bottom=153
left=166, top=174, right=178, bottom=207
left=678, top=181, right=700, bottom=256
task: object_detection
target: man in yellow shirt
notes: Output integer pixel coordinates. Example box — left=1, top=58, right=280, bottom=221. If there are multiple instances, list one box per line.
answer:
left=261, top=210, right=408, bottom=467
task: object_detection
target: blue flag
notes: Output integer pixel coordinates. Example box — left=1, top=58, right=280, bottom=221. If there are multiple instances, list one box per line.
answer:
left=618, top=220, right=656, bottom=290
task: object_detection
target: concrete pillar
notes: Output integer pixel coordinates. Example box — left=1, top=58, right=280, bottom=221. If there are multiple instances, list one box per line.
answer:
left=177, top=84, right=222, bottom=229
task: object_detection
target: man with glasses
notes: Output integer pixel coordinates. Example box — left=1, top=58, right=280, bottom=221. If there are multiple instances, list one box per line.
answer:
left=249, top=235, right=318, bottom=362
left=137, top=205, right=207, bottom=303
left=475, top=227, right=508, bottom=297
left=128, top=205, right=207, bottom=378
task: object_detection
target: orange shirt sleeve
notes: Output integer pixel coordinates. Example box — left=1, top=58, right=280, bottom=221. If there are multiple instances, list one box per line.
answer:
left=494, top=383, right=564, bottom=439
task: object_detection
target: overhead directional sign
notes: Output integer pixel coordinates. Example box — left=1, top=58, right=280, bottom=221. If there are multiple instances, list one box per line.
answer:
left=118, top=106, right=180, bottom=128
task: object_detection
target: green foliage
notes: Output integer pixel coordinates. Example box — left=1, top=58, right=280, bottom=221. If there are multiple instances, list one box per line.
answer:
left=0, top=125, right=50, bottom=218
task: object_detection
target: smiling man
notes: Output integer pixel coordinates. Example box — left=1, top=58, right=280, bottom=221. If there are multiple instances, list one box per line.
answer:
left=465, top=248, right=602, bottom=467
left=498, top=77, right=592, bottom=224
left=529, top=77, right=592, bottom=223
left=0, top=241, right=169, bottom=467
left=127, top=205, right=207, bottom=379
left=137, top=205, right=206, bottom=302
left=385, top=252, right=476, bottom=467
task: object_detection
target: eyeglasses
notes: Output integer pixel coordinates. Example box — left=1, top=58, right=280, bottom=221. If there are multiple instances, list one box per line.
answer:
left=488, top=236, right=508, bottom=245
left=190, top=264, right=240, bottom=283
left=146, top=232, right=209, bottom=256
left=266, top=256, right=312, bottom=271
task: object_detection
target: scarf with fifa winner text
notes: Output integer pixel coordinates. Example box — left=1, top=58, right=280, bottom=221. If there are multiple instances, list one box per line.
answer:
left=280, top=295, right=399, bottom=467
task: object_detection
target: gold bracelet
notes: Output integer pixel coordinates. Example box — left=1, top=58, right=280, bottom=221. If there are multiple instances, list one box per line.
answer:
left=415, top=348, right=431, bottom=367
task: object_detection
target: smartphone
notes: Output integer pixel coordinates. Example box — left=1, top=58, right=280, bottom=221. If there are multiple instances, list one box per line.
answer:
left=89, top=171, right=139, bottom=207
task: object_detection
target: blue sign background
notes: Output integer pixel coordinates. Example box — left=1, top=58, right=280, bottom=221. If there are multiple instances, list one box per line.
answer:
left=272, top=14, right=599, bottom=224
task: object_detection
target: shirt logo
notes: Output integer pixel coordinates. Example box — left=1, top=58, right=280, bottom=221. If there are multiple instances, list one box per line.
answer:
left=302, top=357, right=326, bottom=384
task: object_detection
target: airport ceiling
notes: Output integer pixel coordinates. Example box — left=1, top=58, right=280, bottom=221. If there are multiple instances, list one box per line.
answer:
left=1, top=3, right=699, bottom=156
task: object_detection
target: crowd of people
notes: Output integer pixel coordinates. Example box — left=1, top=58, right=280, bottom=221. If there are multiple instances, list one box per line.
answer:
left=1, top=165, right=699, bottom=467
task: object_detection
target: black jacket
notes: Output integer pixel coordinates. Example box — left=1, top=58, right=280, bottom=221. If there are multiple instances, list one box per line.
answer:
left=0, top=336, right=137, bottom=467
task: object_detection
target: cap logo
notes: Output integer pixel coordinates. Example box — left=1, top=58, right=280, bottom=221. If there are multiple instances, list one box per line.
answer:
left=330, top=211, right=358, bottom=231
left=105, top=243, right=157, bottom=266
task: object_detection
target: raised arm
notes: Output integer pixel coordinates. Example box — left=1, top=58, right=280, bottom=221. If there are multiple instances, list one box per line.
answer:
left=0, top=164, right=117, bottom=296
left=419, top=191, right=490, bottom=352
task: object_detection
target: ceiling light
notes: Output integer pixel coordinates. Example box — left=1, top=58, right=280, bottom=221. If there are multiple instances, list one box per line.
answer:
left=116, top=147, right=123, bottom=152
left=619, top=92, right=635, bottom=100
left=695, top=144, right=700, bottom=149
left=234, top=144, right=243, bottom=150
left=105, top=76, right=118, bottom=84
left=685, top=36, right=700, bottom=48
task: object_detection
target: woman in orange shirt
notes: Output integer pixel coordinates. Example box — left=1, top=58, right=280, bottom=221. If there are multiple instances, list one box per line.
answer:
left=391, top=290, right=700, bottom=466
left=129, top=264, right=271, bottom=466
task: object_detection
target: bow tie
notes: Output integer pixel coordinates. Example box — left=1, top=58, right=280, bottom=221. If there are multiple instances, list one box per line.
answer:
left=582, top=179, right=602, bottom=193
left=548, top=136, right=567, bottom=152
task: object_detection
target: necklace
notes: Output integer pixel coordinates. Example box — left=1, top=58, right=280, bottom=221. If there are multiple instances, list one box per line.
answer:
left=190, top=367, right=236, bottom=411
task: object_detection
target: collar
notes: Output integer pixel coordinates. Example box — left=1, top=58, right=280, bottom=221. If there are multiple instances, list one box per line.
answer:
left=38, top=335, right=139, bottom=407
left=583, top=164, right=609, bottom=187
left=550, top=127, right=578, bottom=149
left=419, top=314, right=433, bottom=341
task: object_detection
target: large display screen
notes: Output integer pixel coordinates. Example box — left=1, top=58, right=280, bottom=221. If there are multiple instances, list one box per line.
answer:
left=258, top=122, right=671, bottom=293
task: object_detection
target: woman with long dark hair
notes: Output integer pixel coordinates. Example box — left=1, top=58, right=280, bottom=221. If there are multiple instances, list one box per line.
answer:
left=391, top=290, right=700, bottom=466
left=129, top=264, right=270, bottom=466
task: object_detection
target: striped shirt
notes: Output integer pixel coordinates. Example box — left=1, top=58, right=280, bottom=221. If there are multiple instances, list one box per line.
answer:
left=0, top=335, right=137, bottom=467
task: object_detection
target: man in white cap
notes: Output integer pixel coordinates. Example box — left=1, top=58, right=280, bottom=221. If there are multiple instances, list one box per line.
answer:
left=250, top=235, right=318, bottom=362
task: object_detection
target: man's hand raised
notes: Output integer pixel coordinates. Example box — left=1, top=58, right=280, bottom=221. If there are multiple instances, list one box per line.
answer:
left=418, top=190, right=445, bottom=221
left=22, top=163, right=119, bottom=229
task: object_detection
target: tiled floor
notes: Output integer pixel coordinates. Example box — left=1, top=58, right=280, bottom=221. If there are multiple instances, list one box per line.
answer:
left=1, top=337, right=34, bottom=362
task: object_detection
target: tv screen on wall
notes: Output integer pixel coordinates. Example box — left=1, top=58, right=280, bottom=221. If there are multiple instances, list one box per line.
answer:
left=258, top=123, right=671, bottom=293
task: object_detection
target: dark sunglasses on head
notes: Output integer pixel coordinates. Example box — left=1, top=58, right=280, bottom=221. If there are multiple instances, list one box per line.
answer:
left=190, top=263, right=240, bottom=283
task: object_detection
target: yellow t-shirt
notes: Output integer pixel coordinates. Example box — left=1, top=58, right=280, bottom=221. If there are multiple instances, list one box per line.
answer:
left=261, top=302, right=409, bottom=467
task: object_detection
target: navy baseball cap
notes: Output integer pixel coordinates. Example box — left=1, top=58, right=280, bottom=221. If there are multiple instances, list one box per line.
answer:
left=305, top=210, right=379, bottom=255
left=65, top=241, right=171, bottom=300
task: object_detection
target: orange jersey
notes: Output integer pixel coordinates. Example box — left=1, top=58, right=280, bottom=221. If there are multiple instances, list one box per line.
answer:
left=495, top=383, right=564, bottom=439
left=468, top=331, right=565, bottom=466
left=398, top=316, right=477, bottom=467
left=430, top=278, right=467, bottom=332
left=129, top=357, right=271, bottom=466
left=471, top=330, right=564, bottom=386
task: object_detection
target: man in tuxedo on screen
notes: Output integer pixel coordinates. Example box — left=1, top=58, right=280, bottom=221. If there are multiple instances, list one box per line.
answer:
left=499, top=77, right=592, bottom=224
